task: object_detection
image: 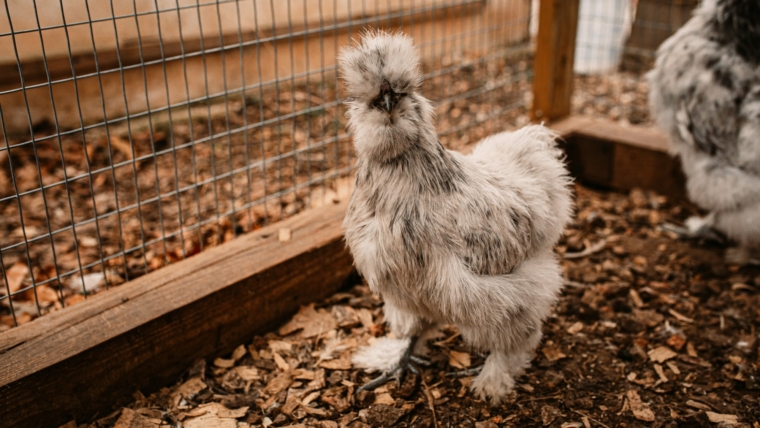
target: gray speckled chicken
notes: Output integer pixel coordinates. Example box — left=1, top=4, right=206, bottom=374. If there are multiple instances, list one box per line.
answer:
left=648, top=0, right=760, bottom=264
left=339, top=30, right=573, bottom=405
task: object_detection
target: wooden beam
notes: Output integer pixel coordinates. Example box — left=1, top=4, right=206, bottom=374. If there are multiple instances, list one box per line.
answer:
left=551, top=116, right=686, bottom=200
left=531, top=0, right=580, bottom=122
left=0, top=199, right=355, bottom=428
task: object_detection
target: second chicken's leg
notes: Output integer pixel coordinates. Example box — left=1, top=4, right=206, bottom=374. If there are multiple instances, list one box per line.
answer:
left=446, top=353, right=488, bottom=378
left=356, top=336, right=431, bottom=392
left=662, top=214, right=725, bottom=243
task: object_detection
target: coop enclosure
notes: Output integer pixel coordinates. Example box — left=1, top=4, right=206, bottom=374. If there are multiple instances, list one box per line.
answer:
left=1, top=0, right=698, bottom=427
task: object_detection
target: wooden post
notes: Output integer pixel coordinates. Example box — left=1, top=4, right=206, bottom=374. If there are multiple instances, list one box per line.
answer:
left=531, top=0, right=580, bottom=122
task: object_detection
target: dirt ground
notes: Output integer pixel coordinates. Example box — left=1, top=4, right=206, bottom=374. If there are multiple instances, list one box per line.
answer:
left=80, top=183, right=760, bottom=428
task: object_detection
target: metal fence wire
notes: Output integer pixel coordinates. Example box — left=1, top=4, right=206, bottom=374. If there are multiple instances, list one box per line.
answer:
left=0, top=0, right=534, bottom=328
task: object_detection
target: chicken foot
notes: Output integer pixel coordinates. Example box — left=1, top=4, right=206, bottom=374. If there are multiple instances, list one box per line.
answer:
left=661, top=214, right=725, bottom=243
left=356, top=336, right=431, bottom=392
left=445, top=353, right=488, bottom=378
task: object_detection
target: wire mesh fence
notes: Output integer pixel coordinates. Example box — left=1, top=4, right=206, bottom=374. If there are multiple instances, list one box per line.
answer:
left=0, top=0, right=533, bottom=328
left=571, top=0, right=699, bottom=125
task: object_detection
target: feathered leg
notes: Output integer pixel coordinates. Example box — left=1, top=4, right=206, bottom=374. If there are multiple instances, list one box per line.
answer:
left=352, top=300, right=432, bottom=391
left=355, top=336, right=431, bottom=392
left=662, top=213, right=725, bottom=243
left=470, top=330, right=542, bottom=406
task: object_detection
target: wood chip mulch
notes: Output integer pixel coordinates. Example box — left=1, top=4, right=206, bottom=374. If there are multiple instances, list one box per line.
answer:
left=78, top=184, right=759, bottom=428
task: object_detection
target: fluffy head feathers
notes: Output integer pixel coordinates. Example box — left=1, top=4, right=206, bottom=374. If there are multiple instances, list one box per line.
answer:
left=338, top=29, right=423, bottom=101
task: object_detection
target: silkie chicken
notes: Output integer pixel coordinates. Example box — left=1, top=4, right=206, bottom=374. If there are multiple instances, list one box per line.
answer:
left=648, top=0, right=760, bottom=264
left=339, top=30, right=573, bottom=405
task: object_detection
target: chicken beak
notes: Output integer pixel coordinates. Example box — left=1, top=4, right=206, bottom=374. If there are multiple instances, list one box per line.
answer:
left=382, top=94, right=393, bottom=116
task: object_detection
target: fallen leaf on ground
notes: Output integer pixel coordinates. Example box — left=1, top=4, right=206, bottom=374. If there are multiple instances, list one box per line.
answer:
left=5, top=262, right=29, bottom=294
left=214, top=358, right=235, bottom=368
left=265, top=372, right=294, bottom=395
left=171, top=377, right=207, bottom=408
left=374, top=393, right=396, bottom=405
left=319, top=354, right=352, bottom=370
left=542, top=346, right=567, bottom=362
left=706, top=412, right=738, bottom=424
left=626, top=390, right=655, bottom=422
left=278, top=304, right=337, bottom=338
left=648, top=346, right=677, bottom=363
left=666, top=334, right=687, bottom=351
left=268, top=340, right=293, bottom=353
left=566, top=321, right=584, bottom=335
left=232, top=366, right=259, bottom=381
left=273, top=352, right=290, bottom=371
left=668, top=308, right=694, bottom=323
left=448, top=350, right=471, bottom=369
left=114, top=408, right=160, bottom=428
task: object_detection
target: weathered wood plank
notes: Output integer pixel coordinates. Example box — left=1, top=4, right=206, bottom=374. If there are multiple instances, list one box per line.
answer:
left=552, top=116, right=686, bottom=200
left=531, top=0, right=580, bottom=122
left=0, top=199, right=354, bottom=428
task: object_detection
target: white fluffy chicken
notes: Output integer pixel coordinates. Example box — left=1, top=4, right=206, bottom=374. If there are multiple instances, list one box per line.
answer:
left=339, top=30, right=573, bottom=405
left=648, top=0, right=760, bottom=264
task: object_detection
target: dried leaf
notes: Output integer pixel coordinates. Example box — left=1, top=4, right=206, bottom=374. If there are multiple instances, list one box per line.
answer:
left=5, top=262, right=29, bottom=294
left=629, top=289, right=644, bottom=308
left=566, top=321, right=584, bottom=335
left=706, top=412, right=739, bottom=424
left=273, top=352, right=290, bottom=371
left=36, top=285, right=61, bottom=303
left=542, top=346, right=567, bottom=362
left=666, top=361, right=681, bottom=375
left=281, top=395, right=301, bottom=416
left=183, top=414, right=238, bottom=428
left=686, top=400, right=712, bottom=411
left=653, top=363, right=668, bottom=382
left=214, top=358, right=235, bottom=368
left=232, top=366, right=259, bottom=381
left=114, top=408, right=160, bottom=428
left=295, top=369, right=315, bottom=381
left=626, top=390, right=655, bottom=422
left=268, top=340, right=293, bottom=353
left=448, top=350, right=471, bottom=369
left=356, top=308, right=374, bottom=328
left=668, top=308, right=694, bottom=323
left=648, top=346, right=677, bottom=363
left=666, top=334, right=687, bottom=351
left=231, top=345, right=247, bottom=361
left=301, top=391, right=321, bottom=406
left=633, top=309, right=664, bottom=327
left=278, top=304, right=337, bottom=338
left=171, top=377, right=207, bottom=408
left=374, top=393, right=396, bottom=405
left=319, top=350, right=352, bottom=370
left=265, top=372, right=293, bottom=395
left=687, top=342, right=698, bottom=357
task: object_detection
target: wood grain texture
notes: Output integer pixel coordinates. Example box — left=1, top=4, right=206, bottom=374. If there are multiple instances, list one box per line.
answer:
left=0, top=199, right=355, bottom=428
left=531, top=0, right=580, bottom=122
left=552, top=116, right=687, bottom=200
